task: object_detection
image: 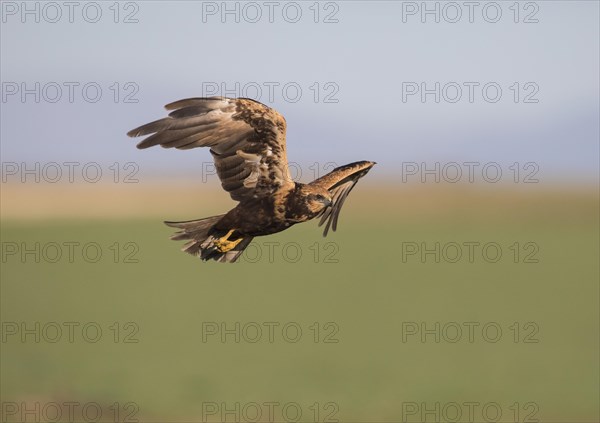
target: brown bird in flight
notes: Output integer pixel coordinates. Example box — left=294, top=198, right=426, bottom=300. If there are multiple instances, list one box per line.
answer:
left=128, top=97, right=375, bottom=262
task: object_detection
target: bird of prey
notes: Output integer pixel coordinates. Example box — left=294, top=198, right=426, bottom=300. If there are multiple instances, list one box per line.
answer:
left=127, top=97, right=375, bottom=263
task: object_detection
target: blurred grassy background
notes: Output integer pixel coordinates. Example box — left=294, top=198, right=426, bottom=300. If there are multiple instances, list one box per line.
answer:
left=1, top=182, right=598, bottom=422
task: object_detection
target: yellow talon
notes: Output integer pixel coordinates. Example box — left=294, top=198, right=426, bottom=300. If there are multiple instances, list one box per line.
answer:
left=213, top=229, right=242, bottom=253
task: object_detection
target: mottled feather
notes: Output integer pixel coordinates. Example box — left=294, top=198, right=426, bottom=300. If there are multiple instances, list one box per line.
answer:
left=127, top=97, right=293, bottom=202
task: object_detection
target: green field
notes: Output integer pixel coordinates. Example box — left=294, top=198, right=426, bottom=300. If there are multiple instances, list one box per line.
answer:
left=1, top=185, right=598, bottom=422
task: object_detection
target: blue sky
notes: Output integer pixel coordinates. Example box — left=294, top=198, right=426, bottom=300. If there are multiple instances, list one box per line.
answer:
left=1, top=1, right=598, bottom=181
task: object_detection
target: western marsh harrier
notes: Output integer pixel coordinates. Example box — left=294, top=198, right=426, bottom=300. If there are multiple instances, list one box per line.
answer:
left=128, top=97, right=375, bottom=262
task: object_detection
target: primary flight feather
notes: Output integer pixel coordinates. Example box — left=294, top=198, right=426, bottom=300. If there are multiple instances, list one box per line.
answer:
left=127, top=96, right=375, bottom=263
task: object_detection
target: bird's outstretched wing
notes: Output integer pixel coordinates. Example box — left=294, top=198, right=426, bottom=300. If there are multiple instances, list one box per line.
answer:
left=127, top=97, right=293, bottom=201
left=310, top=161, right=375, bottom=236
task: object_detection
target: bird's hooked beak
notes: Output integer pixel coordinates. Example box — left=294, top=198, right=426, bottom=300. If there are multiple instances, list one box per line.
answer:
left=322, top=198, right=332, bottom=208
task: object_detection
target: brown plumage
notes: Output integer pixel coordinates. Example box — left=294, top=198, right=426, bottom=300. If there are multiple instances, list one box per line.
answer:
left=127, top=97, right=375, bottom=262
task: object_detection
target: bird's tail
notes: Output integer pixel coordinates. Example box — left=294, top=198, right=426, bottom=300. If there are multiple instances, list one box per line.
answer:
left=164, top=215, right=253, bottom=263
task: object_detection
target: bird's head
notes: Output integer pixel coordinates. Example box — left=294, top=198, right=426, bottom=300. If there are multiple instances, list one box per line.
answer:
left=304, top=187, right=333, bottom=214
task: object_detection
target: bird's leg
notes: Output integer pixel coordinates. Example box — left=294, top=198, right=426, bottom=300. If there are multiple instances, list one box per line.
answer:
left=213, top=229, right=243, bottom=253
